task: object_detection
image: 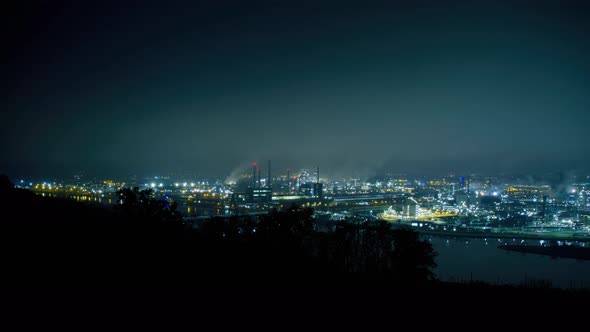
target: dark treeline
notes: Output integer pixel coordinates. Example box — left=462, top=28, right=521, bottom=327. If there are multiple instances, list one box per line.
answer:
left=0, top=175, right=436, bottom=287
left=190, top=206, right=437, bottom=286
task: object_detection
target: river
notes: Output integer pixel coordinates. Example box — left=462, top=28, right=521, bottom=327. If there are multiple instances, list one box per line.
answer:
left=429, top=236, right=590, bottom=289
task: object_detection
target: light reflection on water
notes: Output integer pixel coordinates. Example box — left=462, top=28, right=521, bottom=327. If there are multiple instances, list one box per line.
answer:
left=429, top=236, right=590, bottom=289
left=182, top=203, right=222, bottom=217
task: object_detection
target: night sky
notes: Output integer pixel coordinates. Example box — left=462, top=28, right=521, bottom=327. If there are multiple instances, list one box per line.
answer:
left=2, top=0, right=589, bottom=179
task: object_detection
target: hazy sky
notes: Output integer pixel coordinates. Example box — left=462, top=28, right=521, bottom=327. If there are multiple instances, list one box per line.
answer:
left=2, top=0, right=589, bottom=179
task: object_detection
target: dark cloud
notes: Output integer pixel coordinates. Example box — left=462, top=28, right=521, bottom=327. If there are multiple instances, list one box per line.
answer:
left=2, top=0, right=589, bottom=178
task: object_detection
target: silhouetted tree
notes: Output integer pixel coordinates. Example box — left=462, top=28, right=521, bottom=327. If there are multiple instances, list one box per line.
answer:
left=389, top=228, right=437, bottom=282
left=0, top=174, right=13, bottom=193
left=115, top=187, right=182, bottom=225
left=257, top=204, right=314, bottom=241
left=330, top=219, right=437, bottom=283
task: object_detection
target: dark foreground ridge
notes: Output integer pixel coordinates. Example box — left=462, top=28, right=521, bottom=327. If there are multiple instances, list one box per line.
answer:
left=0, top=174, right=435, bottom=288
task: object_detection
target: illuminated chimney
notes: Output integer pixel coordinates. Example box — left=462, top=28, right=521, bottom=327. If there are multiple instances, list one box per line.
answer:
left=268, top=160, right=271, bottom=189
left=317, top=166, right=320, bottom=184
left=252, top=162, right=257, bottom=188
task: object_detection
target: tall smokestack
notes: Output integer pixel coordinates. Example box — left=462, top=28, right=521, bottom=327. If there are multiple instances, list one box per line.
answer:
left=258, top=168, right=262, bottom=188
left=252, top=162, right=257, bottom=188
left=317, top=166, right=320, bottom=184
left=268, top=160, right=271, bottom=189
left=467, top=175, right=471, bottom=224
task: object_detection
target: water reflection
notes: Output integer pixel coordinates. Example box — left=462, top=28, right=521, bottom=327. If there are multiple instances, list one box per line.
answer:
left=429, top=236, right=590, bottom=289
